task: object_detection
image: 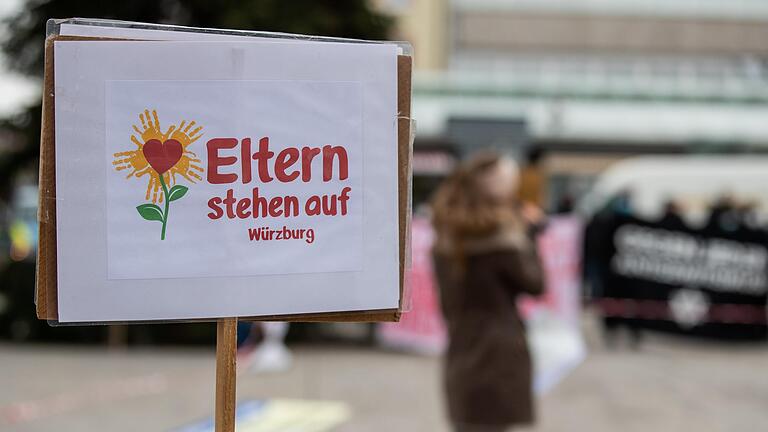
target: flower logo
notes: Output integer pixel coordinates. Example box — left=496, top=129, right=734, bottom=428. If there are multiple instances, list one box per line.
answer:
left=112, top=109, right=204, bottom=240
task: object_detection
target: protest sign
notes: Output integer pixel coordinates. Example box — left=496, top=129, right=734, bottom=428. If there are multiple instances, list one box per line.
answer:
left=35, top=20, right=413, bottom=324
left=35, top=19, right=413, bottom=432
left=589, top=214, right=768, bottom=339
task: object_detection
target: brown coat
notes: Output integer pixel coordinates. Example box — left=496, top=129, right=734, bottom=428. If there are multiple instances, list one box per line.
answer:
left=433, top=227, right=544, bottom=428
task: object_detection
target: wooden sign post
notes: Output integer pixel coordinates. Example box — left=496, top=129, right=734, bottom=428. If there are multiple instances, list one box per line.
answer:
left=35, top=18, right=412, bottom=430
left=215, top=318, right=238, bottom=432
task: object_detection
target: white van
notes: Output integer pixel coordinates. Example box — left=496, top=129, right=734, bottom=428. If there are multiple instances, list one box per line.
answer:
left=578, top=155, right=768, bottom=226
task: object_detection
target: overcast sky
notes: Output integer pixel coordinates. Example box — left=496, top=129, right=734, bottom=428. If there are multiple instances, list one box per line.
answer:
left=0, top=0, right=38, bottom=117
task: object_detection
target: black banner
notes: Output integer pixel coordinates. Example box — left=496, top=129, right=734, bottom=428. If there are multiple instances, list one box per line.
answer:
left=586, top=213, right=768, bottom=340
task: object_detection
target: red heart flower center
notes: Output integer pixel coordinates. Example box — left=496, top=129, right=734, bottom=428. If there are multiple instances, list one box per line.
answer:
left=143, top=138, right=183, bottom=174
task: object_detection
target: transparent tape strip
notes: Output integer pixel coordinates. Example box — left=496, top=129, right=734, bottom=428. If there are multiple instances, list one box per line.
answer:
left=46, top=17, right=413, bottom=55
left=401, top=118, right=416, bottom=313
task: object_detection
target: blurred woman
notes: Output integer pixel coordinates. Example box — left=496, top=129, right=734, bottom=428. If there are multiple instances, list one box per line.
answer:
left=432, top=153, right=544, bottom=432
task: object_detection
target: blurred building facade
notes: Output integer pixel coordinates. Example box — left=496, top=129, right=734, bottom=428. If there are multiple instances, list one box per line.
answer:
left=378, top=0, right=768, bottom=209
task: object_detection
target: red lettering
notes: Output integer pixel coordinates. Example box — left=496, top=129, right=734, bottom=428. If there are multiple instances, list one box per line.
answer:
left=241, top=138, right=252, bottom=183
left=207, top=197, right=223, bottom=219
left=206, top=137, right=351, bottom=188
left=322, top=194, right=337, bottom=215
left=305, top=195, right=321, bottom=216
left=322, top=145, right=348, bottom=182
left=269, top=197, right=283, bottom=217
left=275, top=148, right=300, bottom=182
left=223, top=188, right=237, bottom=219
left=339, top=186, right=351, bottom=215
left=252, top=137, right=274, bottom=183
left=236, top=197, right=251, bottom=218
left=207, top=138, right=239, bottom=184
left=252, top=187, right=268, bottom=218
left=284, top=196, right=300, bottom=217
left=301, top=146, right=321, bottom=182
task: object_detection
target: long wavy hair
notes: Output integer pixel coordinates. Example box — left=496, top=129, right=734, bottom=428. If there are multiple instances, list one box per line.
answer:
left=431, top=152, right=522, bottom=258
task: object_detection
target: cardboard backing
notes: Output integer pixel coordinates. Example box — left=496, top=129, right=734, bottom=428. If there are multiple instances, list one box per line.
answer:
left=35, top=35, right=412, bottom=323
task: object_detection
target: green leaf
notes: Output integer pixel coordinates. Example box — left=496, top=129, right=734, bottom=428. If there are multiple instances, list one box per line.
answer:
left=167, top=185, right=189, bottom=202
left=136, top=204, right=164, bottom=222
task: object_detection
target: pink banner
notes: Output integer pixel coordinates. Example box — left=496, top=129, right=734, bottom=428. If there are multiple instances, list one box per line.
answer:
left=519, top=216, right=583, bottom=324
left=378, top=216, right=586, bottom=375
left=377, top=217, right=447, bottom=354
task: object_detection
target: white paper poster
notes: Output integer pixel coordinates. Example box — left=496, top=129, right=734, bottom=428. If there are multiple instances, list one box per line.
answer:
left=106, top=80, right=363, bottom=279
left=54, top=40, right=400, bottom=322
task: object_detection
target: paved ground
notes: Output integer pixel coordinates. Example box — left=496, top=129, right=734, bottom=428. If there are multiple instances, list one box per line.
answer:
left=1, top=315, right=767, bottom=432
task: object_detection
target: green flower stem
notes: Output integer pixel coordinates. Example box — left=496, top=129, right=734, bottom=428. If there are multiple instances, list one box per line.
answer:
left=159, top=174, right=170, bottom=240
